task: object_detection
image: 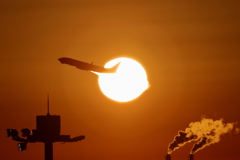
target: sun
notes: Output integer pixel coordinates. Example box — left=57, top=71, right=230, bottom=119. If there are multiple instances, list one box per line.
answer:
left=97, top=57, right=149, bottom=102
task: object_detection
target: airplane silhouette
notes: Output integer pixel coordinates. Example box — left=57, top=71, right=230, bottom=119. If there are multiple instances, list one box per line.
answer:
left=58, top=57, right=120, bottom=73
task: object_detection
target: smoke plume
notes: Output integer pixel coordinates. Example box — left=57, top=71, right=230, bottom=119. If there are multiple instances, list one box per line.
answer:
left=168, top=118, right=238, bottom=154
left=191, top=137, right=208, bottom=153
left=168, top=131, right=197, bottom=154
left=190, top=119, right=238, bottom=154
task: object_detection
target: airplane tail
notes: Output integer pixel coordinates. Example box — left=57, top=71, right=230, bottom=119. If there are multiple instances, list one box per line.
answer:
left=107, top=62, right=121, bottom=73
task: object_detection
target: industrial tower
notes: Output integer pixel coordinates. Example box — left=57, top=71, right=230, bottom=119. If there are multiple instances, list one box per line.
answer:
left=7, top=96, right=85, bottom=160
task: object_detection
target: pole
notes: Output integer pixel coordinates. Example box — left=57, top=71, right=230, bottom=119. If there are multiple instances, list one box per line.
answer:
left=44, top=141, right=53, bottom=160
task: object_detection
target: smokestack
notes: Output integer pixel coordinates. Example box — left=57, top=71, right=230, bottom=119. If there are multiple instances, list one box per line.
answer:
left=165, top=154, right=171, bottom=160
left=189, top=154, right=194, bottom=160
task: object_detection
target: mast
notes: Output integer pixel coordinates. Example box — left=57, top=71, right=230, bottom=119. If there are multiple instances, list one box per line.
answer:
left=47, top=94, right=50, bottom=115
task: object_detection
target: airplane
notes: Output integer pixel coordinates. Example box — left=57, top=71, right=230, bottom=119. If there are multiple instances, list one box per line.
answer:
left=58, top=57, right=120, bottom=73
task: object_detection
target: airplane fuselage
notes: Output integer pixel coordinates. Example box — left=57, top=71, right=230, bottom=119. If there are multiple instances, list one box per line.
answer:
left=58, top=57, right=120, bottom=73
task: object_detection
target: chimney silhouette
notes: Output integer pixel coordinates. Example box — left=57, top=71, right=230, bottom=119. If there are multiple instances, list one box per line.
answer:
left=189, top=154, right=194, bottom=160
left=165, top=154, right=171, bottom=160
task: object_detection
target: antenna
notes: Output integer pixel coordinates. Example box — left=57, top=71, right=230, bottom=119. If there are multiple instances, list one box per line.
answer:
left=47, top=94, right=50, bottom=115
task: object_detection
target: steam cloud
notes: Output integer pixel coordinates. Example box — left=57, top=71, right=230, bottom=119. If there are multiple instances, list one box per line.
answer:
left=168, top=118, right=239, bottom=154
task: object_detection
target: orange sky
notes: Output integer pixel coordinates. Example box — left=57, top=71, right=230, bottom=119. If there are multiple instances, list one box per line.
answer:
left=1, top=0, right=240, bottom=160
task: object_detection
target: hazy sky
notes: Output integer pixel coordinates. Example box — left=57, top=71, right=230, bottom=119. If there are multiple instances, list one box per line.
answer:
left=1, top=1, right=240, bottom=160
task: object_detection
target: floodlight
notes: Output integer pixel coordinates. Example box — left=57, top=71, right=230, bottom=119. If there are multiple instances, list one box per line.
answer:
left=18, top=143, right=27, bottom=151
left=6, top=129, right=18, bottom=137
left=21, top=128, right=31, bottom=137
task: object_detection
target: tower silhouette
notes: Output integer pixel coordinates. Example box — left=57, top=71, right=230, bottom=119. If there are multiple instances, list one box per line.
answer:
left=7, top=95, right=85, bottom=160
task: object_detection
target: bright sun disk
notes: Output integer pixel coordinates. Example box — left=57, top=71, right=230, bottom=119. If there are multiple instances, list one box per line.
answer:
left=97, top=57, right=149, bottom=102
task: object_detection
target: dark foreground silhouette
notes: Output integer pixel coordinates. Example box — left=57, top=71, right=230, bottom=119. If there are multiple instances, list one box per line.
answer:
left=165, top=154, right=194, bottom=160
left=7, top=96, right=85, bottom=160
